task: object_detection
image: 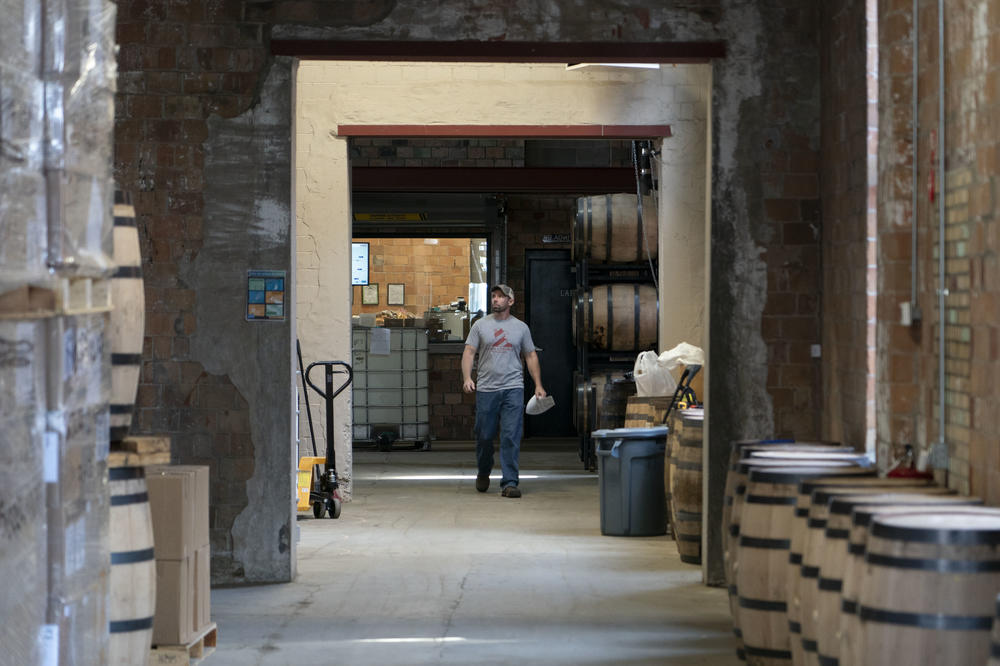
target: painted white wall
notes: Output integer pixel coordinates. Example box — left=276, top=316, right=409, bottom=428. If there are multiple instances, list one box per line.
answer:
left=657, top=65, right=710, bottom=354
left=295, top=61, right=711, bottom=498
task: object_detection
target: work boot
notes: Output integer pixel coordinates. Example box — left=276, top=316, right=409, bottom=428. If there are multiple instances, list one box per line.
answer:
left=501, top=485, right=521, bottom=498
left=476, top=474, right=490, bottom=492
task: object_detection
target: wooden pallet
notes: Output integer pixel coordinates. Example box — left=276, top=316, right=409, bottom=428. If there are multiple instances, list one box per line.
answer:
left=108, top=435, right=172, bottom=468
left=150, top=622, right=217, bottom=665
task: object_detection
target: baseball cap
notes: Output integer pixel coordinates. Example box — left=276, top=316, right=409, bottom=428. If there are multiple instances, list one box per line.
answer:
left=491, top=284, right=514, bottom=299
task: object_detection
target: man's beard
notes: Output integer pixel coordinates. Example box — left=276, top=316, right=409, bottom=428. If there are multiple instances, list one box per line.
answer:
left=492, top=303, right=508, bottom=313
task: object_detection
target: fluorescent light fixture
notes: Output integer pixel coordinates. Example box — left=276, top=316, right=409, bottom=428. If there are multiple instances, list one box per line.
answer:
left=355, top=473, right=598, bottom=482
left=566, top=63, right=660, bottom=70
left=354, top=637, right=468, bottom=644
left=372, top=474, right=541, bottom=481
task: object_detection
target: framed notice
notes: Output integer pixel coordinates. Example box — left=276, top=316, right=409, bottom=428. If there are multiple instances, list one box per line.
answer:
left=247, top=270, right=286, bottom=321
left=387, top=283, right=405, bottom=306
left=361, top=283, right=379, bottom=305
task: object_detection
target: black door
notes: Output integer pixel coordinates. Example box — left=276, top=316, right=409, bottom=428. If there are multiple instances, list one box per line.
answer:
left=524, top=249, right=576, bottom=437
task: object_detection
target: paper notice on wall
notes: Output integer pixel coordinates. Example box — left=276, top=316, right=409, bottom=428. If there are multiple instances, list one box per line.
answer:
left=370, top=327, right=391, bottom=355
left=37, top=625, right=59, bottom=666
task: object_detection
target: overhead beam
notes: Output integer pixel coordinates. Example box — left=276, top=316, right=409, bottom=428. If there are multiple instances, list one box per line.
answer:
left=272, top=39, right=725, bottom=62
left=351, top=167, right=637, bottom=193
left=338, top=124, right=670, bottom=139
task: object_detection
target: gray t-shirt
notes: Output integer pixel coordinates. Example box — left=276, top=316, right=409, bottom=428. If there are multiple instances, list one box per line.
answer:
left=465, top=314, right=536, bottom=392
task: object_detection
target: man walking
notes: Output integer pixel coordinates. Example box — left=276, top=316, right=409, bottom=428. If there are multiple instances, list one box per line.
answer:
left=462, top=284, right=546, bottom=498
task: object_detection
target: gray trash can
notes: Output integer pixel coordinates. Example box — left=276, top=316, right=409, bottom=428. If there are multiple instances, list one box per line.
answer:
left=593, top=426, right=668, bottom=536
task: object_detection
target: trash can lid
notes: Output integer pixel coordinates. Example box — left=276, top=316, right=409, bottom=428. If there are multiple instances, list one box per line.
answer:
left=591, top=426, right=669, bottom=439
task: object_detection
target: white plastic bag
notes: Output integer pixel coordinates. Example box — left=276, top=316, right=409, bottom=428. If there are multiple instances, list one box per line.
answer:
left=657, top=342, right=705, bottom=373
left=633, top=350, right=677, bottom=397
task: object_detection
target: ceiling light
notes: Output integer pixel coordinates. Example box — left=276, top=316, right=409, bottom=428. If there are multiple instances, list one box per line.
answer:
left=566, top=63, right=660, bottom=70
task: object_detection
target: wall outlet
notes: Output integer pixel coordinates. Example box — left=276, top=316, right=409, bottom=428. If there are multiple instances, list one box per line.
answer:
left=810, top=344, right=821, bottom=358
left=900, top=301, right=912, bottom=326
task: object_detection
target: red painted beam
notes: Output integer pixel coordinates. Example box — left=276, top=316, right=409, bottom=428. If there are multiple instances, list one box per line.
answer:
left=351, top=167, right=638, bottom=193
left=272, top=40, right=725, bottom=62
left=338, top=124, right=670, bottom=139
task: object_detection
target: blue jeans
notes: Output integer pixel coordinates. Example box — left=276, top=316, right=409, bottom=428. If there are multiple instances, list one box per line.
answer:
left=475, top=388, right=524, bottom=489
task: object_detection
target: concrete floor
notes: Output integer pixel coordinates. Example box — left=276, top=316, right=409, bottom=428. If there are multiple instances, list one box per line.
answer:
left=208, top=440, right=739, bottom=665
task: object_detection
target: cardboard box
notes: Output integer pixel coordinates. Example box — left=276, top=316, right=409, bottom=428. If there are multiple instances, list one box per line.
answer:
left=153, top=557, right=193, bottom=645
left=193, top=544, right=211, bottom=632
left=147, top=465, right=210, bottom=559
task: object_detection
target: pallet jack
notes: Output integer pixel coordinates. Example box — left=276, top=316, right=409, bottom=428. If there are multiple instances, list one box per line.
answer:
left=297, top=340, right=352, bottom=519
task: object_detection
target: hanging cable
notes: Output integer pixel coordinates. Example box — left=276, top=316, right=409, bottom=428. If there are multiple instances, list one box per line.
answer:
left=632, top=140, right=659, bottom=295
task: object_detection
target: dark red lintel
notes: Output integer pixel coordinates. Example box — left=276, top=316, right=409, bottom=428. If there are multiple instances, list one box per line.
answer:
left=272, top=39, right=725, bottom=62
left=338, top=124, right=670, bottom=139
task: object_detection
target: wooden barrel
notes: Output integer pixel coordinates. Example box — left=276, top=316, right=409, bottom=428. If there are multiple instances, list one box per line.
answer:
left=856, top=510, right=1000, bottom=666
left=574, top=369, right=628, bottom=435
left=723, top=442, right=846, bottom=574
left=599, top=377, right=636, bottom=430
left=669, top=409, right=704, bottom=564
left=624, top=395, right=673, bottom=428
left=989, top=594, right=1000, bottom=666
left=573, top=193, right=658, bottom=263
left=791, top=481, right=939, bottom=666
left=736, top=464, right=875, bottom=666
left=110, top=191, right=144, bottom=443
left=725, top=448, right=859, bottom=588
left=725, top=453, right=864, bottom=664
left=785, top=477, right=935, bottom=666
left=575, top=283, right=657, bottom=351
left=836, top=498, right=987, bottom=666
left=108, top=466, right=156, bottom=665
left=813, top=491, right=970, bottom=666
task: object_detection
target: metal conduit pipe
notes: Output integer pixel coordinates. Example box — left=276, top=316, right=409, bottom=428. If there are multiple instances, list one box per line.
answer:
left=911, top=0, right=919, bottom=310
left=931, top=0, right=949, bottom=472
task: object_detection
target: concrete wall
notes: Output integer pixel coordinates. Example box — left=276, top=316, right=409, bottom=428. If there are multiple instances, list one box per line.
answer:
left=114, top=0, right=819, bottom=584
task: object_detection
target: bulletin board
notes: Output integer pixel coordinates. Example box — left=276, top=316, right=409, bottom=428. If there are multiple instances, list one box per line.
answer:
left=247, top=270, right=286, bottom=321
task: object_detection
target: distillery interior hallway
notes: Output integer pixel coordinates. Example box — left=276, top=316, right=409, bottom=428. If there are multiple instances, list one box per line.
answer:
left=207, top=440, right=738, bottom=665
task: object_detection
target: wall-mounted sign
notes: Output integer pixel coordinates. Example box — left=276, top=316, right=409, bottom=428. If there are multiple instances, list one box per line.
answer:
left=351, top=242, right=369, bottom=285
left=542, top=233, right=571, bottom=244
left=247, top=270, right=286, bottom=321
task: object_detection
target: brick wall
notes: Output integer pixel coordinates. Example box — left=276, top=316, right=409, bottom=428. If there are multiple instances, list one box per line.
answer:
left=351, top=138, right=525, bottom=167
left=759, top=4, right=824, bottom=440
left=875, top=0, right=999, bottom=498
left=429, top=353, right=476, bottom=440
left=351, top=237, right=473, bottom=315
left=115, top=0, right=270, bottom=580
left=820, top=0, right=876, bottom=453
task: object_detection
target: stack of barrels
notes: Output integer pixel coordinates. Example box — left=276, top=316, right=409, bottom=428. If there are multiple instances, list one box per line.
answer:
left=572, top=193, right=659, bottom=468
left=724, top=438, right=1000, bottom=666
